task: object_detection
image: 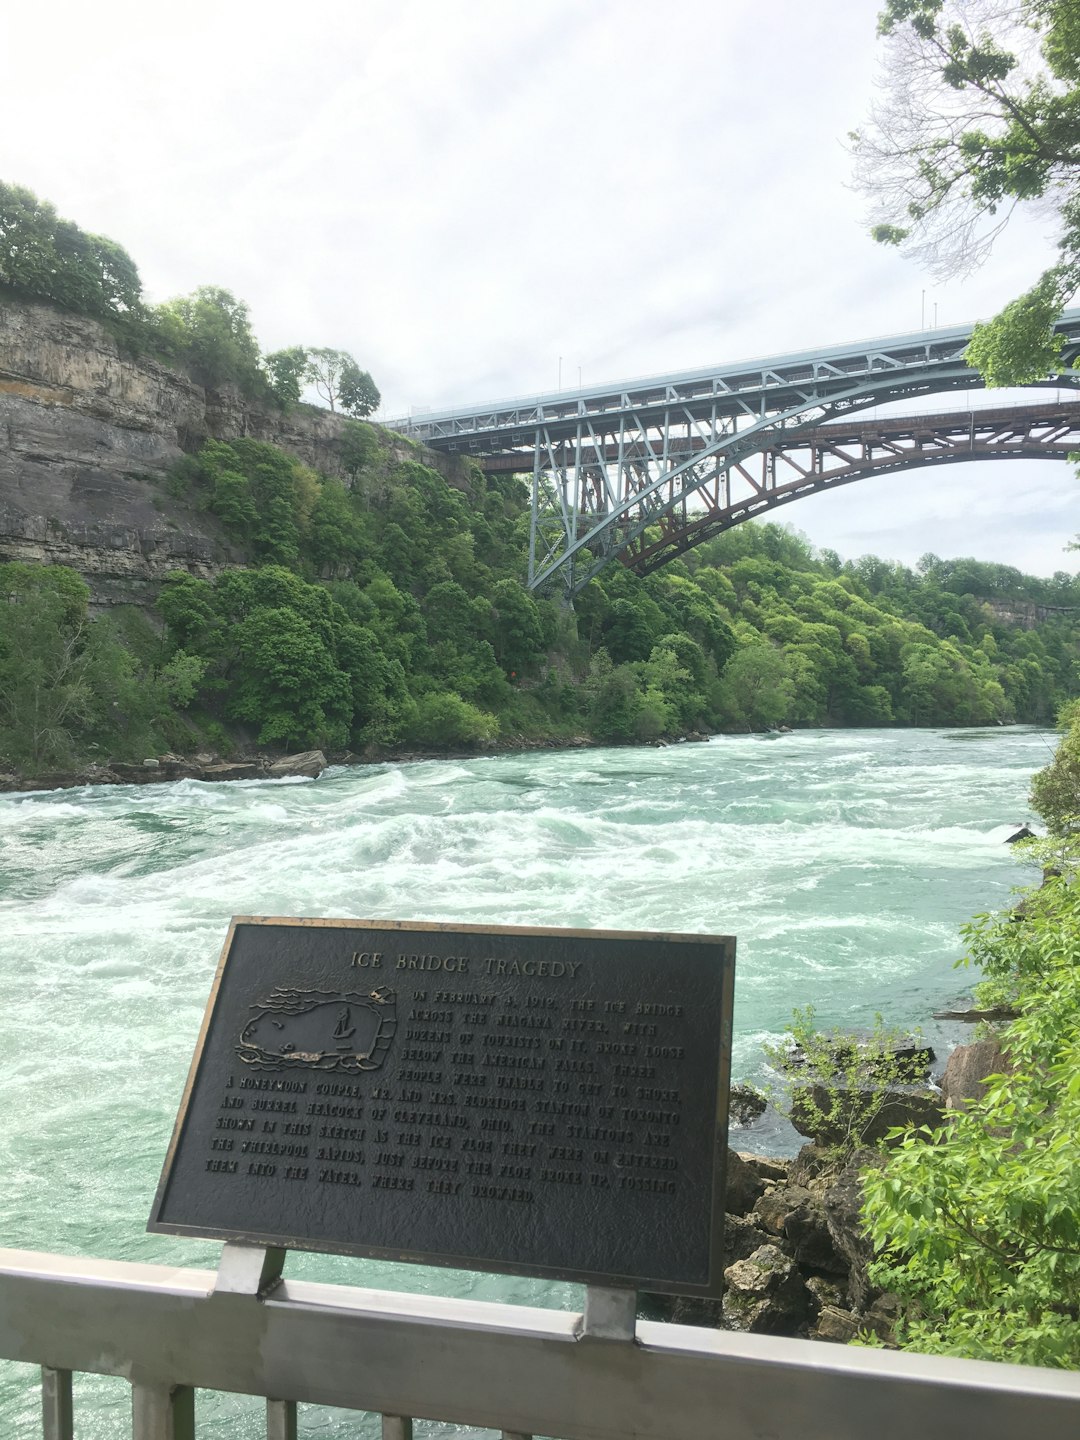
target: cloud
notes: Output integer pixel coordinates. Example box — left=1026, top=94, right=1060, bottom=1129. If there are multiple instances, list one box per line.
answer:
left=2, top=0, right=1077, bottom=576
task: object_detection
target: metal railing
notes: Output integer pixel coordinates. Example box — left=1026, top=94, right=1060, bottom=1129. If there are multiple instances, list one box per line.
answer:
left=2, top=1243, right=1080, bottom=1440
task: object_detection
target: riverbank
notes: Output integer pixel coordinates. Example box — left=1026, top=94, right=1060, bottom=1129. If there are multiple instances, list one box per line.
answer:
left=0, top=729, right=720, bottom=794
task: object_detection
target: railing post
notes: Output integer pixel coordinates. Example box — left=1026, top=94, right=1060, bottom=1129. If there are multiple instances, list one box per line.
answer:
left=267, top=1397, right=298, bottom=1440
left=382, top=1416, right=413, bottom=1440
left=131, top=1382, right=195, bottom=1440
left=578, top=1285, right=637, bottom=1341
left=213, top=1242, right=286, bottom=1298
left=41, top=1366, right=73, bottom=1440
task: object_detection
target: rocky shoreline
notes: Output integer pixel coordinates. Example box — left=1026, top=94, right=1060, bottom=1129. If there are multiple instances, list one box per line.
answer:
left=646, top=1030, right=1010, bottom=1344
left=0, top=748, right=333, bottom=793
left=0, top=731, right=720, bottom=796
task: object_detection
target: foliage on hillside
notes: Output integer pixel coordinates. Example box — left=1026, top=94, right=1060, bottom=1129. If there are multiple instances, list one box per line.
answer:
left=1, top=418, right=1077, bottom=773
left=0, top=182, right=378, bottom=413
left=861, top=706, right=1080, bottom=1368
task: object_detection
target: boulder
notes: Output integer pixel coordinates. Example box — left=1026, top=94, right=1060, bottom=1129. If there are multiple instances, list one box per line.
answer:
left=789, top=1082, right=944, bottom=1146
left=725, top=1151, right=766, bottom=1215
left=199, top=763, right=262, bottom=782
left=787, top=1143, right=841, bottom=1193
left=722, top=1213, right=775, bottom=1268
left=752, top=1184, right=814, bottom=1236
left=804, top=1274, right=845, bottom=1318
left=784, top=1198, right=848, bottom=1275
left=729, top=1083, right=768, bottom=1126
left=812, top=1304, right=864, bottom=1343
left=722, top=1244, right=809, bottom=1334
left=738, top=1152, right=790, bottom=1186
left=267, top=750, right=327, bottom=779
left=939, top=1038, right=1009, bottom=1111
left=823, top=1150, right=885, bottom=1311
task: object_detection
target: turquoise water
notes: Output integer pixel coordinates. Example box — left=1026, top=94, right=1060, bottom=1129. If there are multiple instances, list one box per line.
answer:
left=0, top=727, right=1049, bottom=1435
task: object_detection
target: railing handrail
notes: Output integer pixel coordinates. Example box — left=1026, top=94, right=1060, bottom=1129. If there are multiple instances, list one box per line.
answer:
left=3, top=1245, right=1080, bottom=1439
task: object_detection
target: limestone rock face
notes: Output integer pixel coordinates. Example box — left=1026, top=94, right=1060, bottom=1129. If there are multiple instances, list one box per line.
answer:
left=1, top=301, right=231, bottom=604
left=0, top=297, right=441, bottom=607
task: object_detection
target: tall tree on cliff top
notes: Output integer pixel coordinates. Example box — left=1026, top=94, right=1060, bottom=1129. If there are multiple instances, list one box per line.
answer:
left=153, top=287, right=264, bottom=392
left=0, top=181, right=143, bottom=322
left=854, top=1, right=1080, bottom=384
left=305, top=347, right=381, bottom=417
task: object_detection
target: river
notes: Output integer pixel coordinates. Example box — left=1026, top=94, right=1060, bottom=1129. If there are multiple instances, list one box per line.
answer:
left=0, top=726, right=1050, bottom=1436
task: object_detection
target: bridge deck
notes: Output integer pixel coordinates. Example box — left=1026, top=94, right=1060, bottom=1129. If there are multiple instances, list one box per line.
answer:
left=390, top=312, right=1080, bottom=452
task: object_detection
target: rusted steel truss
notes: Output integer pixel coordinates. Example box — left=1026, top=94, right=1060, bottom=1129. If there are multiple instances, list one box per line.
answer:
left=625, top=398, right=1080, bottom=574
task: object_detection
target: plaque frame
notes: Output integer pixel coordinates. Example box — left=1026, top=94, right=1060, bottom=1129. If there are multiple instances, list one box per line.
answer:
left=149, top=916, right=735, bottom=1297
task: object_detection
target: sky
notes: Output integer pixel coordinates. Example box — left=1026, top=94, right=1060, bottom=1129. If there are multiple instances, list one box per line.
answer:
left=3, top=0, right=1077, bottom=577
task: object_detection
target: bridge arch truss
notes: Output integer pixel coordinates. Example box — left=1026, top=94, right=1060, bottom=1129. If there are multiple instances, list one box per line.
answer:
left=624, top=398, right=1080, bottom=574
left=391, top=313, right=1080, bottom=597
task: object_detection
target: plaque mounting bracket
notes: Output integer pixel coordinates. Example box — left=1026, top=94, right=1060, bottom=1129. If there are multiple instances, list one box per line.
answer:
left=577, top=1285, right=637, bottom=1341
left=212, top=1242, right=286, bottom=1299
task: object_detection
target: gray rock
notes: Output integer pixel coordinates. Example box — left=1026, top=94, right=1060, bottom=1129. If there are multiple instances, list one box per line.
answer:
left=939, top=1038, right=1010, bottom=1111
left=789, top=1081, right=944, bottom=1146
left=812, top=1304, right=864, bottom=1342
left=729, top=1083, right=768, bottom=1126
left=267, top=750, right=327, bottom=780
left=0, top=296, right=452, bottom=610
left=722, top=1213, right=774, bottom=1267
left=722, top=1244, right=809, bottom=1334
left=932, top=1005, right=1017, bottom=1022
left=199, top=763, right=262, bottom=782
left=804, top=1274, right=845, bottom=1317
left=725, top=1150, right=766, bottom=1216
left=784, top=1198, right=847, bottom=1275
left=823, top=1150, right=886, bottom=1311
left=752, top=1184, right=814, bottom=1236
left=737, top=1152, right=790, bottom=1185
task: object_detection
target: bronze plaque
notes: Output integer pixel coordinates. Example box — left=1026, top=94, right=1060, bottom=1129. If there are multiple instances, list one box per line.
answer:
left=149, top=918, right=735, bottom=1295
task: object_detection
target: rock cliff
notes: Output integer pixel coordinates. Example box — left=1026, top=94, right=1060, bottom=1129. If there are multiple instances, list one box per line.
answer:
left=0, top=296, right=421, bottom=607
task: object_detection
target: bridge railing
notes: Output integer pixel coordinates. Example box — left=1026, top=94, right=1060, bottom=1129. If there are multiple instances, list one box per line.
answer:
left=3, top=1245, right=1080, bottom=1440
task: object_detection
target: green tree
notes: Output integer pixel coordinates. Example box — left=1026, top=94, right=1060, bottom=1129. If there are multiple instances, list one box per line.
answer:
left=1030, top=697, right=1080, bottom=834
left=0, top=181, right=143, bottom=322
left=305, top=348, right=380, bottom=416
left=855, top=0, right=1080, bottom=383
left=862, top=868, right=1080, bottom=1366
left=154, top=287, right=263, bottom=390
left=408, top=692, right=498, bottom=748
left=225, top=605, right=351, bottom=748
left=338, top=362, right=380, bottom=418
left=488, top=578, right=547, bottom=677
left=0, top=564, right=156, bottom=768
left=263, top=345, right=309, bottom=407
left=718, top=643, right=793, bottom=728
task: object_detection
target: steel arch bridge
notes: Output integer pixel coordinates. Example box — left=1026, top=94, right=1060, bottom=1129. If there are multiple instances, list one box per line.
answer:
left=390, top=313, right=1080, bottom=597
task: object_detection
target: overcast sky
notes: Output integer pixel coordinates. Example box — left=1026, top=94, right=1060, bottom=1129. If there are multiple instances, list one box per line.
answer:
left=4, top=0, right=1077, bottom=577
